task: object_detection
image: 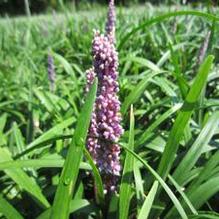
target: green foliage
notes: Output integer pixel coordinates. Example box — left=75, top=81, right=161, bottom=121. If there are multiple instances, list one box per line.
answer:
left=119, top=105, right=135, bottom=219
left=0, top=4, right=219, bottom=219
left=158, top=55, right=214, bottom=180
left=0, top=195, right=23, bottom=219
left=50, top=80, right=97, bottom=219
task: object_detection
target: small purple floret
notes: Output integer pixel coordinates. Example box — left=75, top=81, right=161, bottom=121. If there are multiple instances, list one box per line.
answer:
left=105, top=0, right=116, bottom=43
left=48, top=53, right=56, bottom=92
left=85, top=67, right=96, bottom=93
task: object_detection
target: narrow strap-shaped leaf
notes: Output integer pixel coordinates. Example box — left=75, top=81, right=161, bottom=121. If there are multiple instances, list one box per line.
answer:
left=50, top=79, right=97, bottom=219
left=173, top=111, right=219, bottom=184
left=151, top=77, right=176, bottom=97
left=12, top=122, right=26, bottom=156
left=157, top=55, right=214, bottom=180
left=15, top=118, right=75, bottom=159
left=0, top=195, right=24, bottom=219
left=121, top=71, right=162, bottom=114
left=0, top=148, right=50, bottom=208
left=127, top=56, right=163, bottom=73
left=0, top=113, right=7, bottom=132
left=53, top=52, right=77, bottom=82
left=84, top=148, right=105, bottom=206
left=37, top=199, right=98, bottom=219
left=188, top=211, right=219, bottom=219
left=136, top=103, right=182, bottom=147
left=134, top=160, right=144, bottom=214
left=0, top=159, right=91, bottom=170
left=138, top=181, right=158, bottom=219
left=167, top=175, right=198, bottom=217
left=169, top=43, right=189, bottom=99
left=121, top=145, right=188, bottom=219
left=167, top=176, right=219, bottom=218
left=119, top=105, right=135, bottom=219
left=189, top=150, right=219, bottom=190
left=157, top=42, right=187, bottom=67
left=34, top=88, right=61, bottom=117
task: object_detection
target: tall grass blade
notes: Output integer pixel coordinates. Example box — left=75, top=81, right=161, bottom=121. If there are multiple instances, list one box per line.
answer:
left=127, top=56, right=162, bottom=73
left=122, top=145, right=188, bottom=219
left=121, top=71, right=162, bottom=114
left=138, top=181, right=158, bottom=219
left=173, top=111, right=219, bottom=185
left=0, top=159, right=90, bottom=170
left=37, top=199, right=98, bottom=219
left=168, top=175, right=198, bottom=215
left=134, top=160, right=145, bottom=214
left=50, top=79, right=97, bottom=219
left=167, top=176, right=219, bottom=218
left=136, top=103, right=182, bottom=147
left=169, top=43, right=189, bottom=99
left=0, top=195, right=24, bottom=219
left=16, top=118, right=75, bottom=158
left=188, top=212, right=219, bottom=219
left=157, top=55, right=214, bottom=180
left=84, top=148, right=105, bottom=206
left=189, top=150, right=219, bottom=190
left=119, top=105, right=135, bottom=219
left=0, top=148, right=50, bottom=208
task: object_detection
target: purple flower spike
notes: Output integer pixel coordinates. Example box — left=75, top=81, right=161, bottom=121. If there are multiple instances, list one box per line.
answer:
left=105, top=0, right=116, bottom=43
left=86, top=0, right=123, bottom=193
left=197, top=31, right=211, bottom=66
left=48, top=53, right=56, bottom=92
left=86, top=30, right=123, bottom=193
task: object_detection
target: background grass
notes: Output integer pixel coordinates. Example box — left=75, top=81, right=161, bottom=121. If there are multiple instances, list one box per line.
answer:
left=0, top=3, right=219, bottom=219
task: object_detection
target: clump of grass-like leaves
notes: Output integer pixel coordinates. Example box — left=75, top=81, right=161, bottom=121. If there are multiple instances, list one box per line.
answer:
left=0, top=2, right=219, bottom=219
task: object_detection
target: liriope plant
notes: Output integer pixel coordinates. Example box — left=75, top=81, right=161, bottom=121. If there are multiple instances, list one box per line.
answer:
left=0, top=1, right=218, bottom=219
left=51, top=0, right=123, bottom=218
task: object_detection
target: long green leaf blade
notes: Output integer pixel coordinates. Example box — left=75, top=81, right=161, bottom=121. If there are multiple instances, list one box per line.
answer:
left=138, top=181, right=158, bottom=219
left=121, top=71, right=162, bottom=114
left=173, top=111, right=219, bottom=184
left=84, top=148, right=105, bottom=206
left=16, top=118, right=75, bottom=158
left=119, top=105, right=135, bottom=219
left=37, top=199, right=98, bottom=219
left=122, top=145, right=188, bottom=219
left=0, top=159, right=91, bottom=170
left=190, top=150, right=219, bottom=190
left=50, top=79, right=97, bottom=219
left=157, top=55, right=214, bottom=180
left=0, top=148, right=50, bottom=208
left=0, top=195, right=24, bottom=219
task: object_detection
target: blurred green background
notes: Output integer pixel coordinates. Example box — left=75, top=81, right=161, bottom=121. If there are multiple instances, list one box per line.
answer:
left=0, top=0, right=218, bottom=16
